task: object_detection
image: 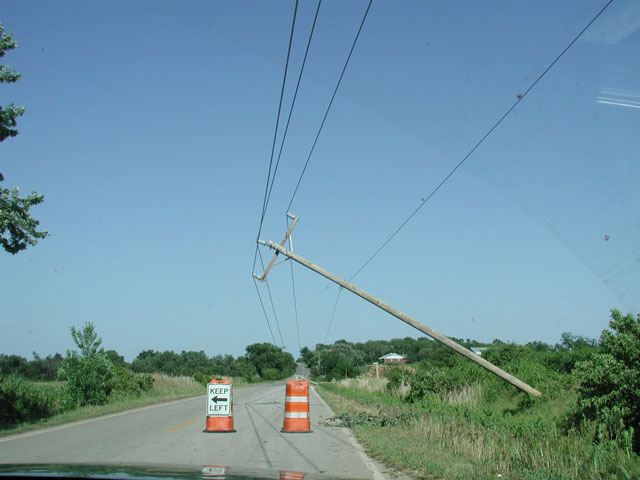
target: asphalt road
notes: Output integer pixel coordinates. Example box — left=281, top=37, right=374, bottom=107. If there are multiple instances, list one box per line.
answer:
left=0, top=383, right=386, bottom=480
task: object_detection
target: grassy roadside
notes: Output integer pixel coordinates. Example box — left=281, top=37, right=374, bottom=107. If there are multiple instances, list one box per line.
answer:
left=0, top=374, right=204, bottom=437
left=316, top=380, right=640, bottom=480
left=0, top=375, right=284, bottom=438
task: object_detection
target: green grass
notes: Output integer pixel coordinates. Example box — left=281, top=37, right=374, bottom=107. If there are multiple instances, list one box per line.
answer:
left=317, top=380, right=640, bottom=480
left=0, top=374, right=204, bottom=437
left=0, top=374, right=285, bottom=438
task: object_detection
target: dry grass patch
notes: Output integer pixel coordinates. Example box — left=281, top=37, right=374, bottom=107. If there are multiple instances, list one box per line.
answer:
left=152, top=373, right=202, bottom=394
left=336, top=376, right=388, bottom=393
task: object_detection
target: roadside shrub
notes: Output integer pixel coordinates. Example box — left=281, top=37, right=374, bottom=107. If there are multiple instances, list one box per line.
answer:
left=326, top=358, right=359, bottom=381
left=0, top=375, right=66, bottom=427
left=482, top=343, right=525, bottom=368
left=384, top=367, right=409, bottom=392
left=111, top=367, right=154, bottom=398
left=573, top=309, right=640, bottom=453
left=58, top=323, right=114, bottom=407
left=261, top=367, right=282, bottom=381
left=406, top=364, right=462, bottom=402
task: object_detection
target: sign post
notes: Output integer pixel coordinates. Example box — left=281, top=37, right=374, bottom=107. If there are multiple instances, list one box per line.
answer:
left=204, top=378, right=235, bottom=433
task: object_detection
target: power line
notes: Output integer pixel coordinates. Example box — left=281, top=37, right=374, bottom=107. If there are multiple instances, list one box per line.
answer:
left=323, top=0, right=614, bottom=341
left=252, top=277, right=278, bottom=346
left=346, top=0, right=614, bottom=284
left=286, top=0, right=373, bottom=212
left=286, top=214, right=303, bottom=351
left=290, top=258, right=301, bottom=351
left=258, top=247, right=286, bottom=347
left=323, top=287, right=343, bottom=344
left=264, top=0, right=323, bottom=217
left=254, top=0, right=300, bottom=273
left=252, top=0, right=299, bottom=345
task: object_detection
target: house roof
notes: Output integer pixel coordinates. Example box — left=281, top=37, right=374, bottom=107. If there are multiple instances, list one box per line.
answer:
left=470, top=347, right=487, bottom=354
left=378, top=353, right=407, bottom=360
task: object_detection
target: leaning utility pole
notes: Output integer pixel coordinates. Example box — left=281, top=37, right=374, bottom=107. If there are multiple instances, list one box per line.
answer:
left=254, top=214, right=542, bottom=397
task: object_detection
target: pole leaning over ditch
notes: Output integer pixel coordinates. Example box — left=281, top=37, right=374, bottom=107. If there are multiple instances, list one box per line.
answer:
left=263, top=240, right=542, bottom=397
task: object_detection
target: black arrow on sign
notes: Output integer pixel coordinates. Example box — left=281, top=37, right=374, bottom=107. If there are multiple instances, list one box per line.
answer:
left=211, top=395, right=228, bottom=404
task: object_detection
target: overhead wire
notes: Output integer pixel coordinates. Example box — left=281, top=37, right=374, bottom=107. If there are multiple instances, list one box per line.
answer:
left=286, top=0, right=373, bottom=212
left=323, top=0, right=615, bottom=342
left=253, top=0, right=300, bottom=273
left=323, top=287, right=343, bottom=344
left=252, top=0, right=328, bottom=352
left=283, top=214, right=303, bottom=351
left=264, top=0, right=323, bottom=218
left=252, top=278, right=277, bottom=346
left=290, top=249, right=302, bottom=351
left=252, top=0, right=300, bottom=346
left=258, top=247, right=286, bottom=347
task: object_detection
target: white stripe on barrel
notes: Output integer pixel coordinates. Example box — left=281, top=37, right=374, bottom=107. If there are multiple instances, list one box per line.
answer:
left=285, top=396, right=308, bottom=403
left=284, top=412, right=309, bottom=418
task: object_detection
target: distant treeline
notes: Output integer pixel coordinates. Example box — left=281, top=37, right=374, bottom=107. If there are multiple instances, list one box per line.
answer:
left=130, top=343, right=296, bottom=382
left=300, top=332, right=598, bottom=380
left=2, top=333, right=597, bottom=384
left=1, top=342, right=296, bottom=383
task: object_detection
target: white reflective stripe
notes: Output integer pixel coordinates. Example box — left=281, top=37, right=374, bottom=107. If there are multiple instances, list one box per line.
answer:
left=202, top=467, right=228, bottom=476
left=285, top=396, right=308, bottom=403
left=284, top=412, right=309, bottom=419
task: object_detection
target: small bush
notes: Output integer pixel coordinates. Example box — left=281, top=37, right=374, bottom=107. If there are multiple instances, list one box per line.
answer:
left=574, top=310, right=640, bottom=453
left=384, top=367, right=407, bottom=391
left=111, top=367, right=154, bottom=398
left=0, top=375, right=66, bottom=428
left=58, top=323, right=114, bottom=407
left=261, top=367, right=282, bottom=381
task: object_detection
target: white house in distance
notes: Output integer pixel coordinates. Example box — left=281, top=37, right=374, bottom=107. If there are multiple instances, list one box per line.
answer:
left=379, top=353, right=407, bottom=364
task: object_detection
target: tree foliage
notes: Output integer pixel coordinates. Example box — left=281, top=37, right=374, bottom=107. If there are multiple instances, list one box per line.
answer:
left=0, top=375, right=65, bottom=428
left=574, top=309, right=640, bottom=452
left=245, top=342, right=296, bottom=380
left=0, top=352, right=63, bottom=381
left=0, top=22, right=47, bottom=254
left=58, top=323, right=114, bottom=407
left=131, top=349, right=259, bottom=382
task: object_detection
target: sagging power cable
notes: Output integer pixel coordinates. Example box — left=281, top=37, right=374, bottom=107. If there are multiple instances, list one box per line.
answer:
left=258, top=247, right=286, bottom=348
left=286, top=0, right=374, bottom=212
left=254, top=0, right=300, bottom=269
left=264, top=0, right=323, bottom=218
left=252, top=0, right=299, bottom=346
left=323, top=0, right=614, bottom=341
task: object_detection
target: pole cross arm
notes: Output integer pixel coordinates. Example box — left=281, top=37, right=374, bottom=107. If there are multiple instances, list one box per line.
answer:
left=264, top=239, right=542, bottom=397
left=253, top=213, right=299, bottom=282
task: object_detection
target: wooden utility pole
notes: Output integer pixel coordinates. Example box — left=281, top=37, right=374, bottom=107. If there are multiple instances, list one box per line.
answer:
left=253, top=213, right=299, bottom=282
left=257, top=229, right=541, bottom=397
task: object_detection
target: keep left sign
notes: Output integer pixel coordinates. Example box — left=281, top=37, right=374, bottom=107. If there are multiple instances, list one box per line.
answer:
left=207, top=383, right=232, bottom=416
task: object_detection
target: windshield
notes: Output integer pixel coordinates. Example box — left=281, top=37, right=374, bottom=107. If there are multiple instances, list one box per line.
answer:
left=1, top=1, right=638, bottom=479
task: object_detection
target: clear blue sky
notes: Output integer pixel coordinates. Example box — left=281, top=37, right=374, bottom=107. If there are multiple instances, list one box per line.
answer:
left=1, top=1, right=638, bottom=361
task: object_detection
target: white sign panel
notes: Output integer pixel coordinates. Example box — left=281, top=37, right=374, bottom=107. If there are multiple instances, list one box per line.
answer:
left=207, top=383, right=232, bottom=417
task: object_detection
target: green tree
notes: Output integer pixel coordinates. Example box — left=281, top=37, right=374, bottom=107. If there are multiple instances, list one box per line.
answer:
left=0, top=22, right=47, bottom=254
left=105, top=350, right=127, bottom=368
left=245, top=343, right=295, bottom=380
left=574, top=309, right=640, bottom=452
left=58, top=322, right=114, bottom=407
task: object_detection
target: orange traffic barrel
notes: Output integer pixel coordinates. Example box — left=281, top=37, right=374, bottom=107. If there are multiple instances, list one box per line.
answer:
left=282, top=379, right=311, bottom=433
left=280, top=471, right=306, bottom=480
left=204, top=378, right=235, bottom=433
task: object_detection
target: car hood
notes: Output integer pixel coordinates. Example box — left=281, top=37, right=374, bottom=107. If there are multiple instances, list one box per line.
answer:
left=0, top=464, right=359, bottom=480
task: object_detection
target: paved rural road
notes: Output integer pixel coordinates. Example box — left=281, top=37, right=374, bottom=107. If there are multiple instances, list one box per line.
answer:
left=0, top=383, right=387, bottom=480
